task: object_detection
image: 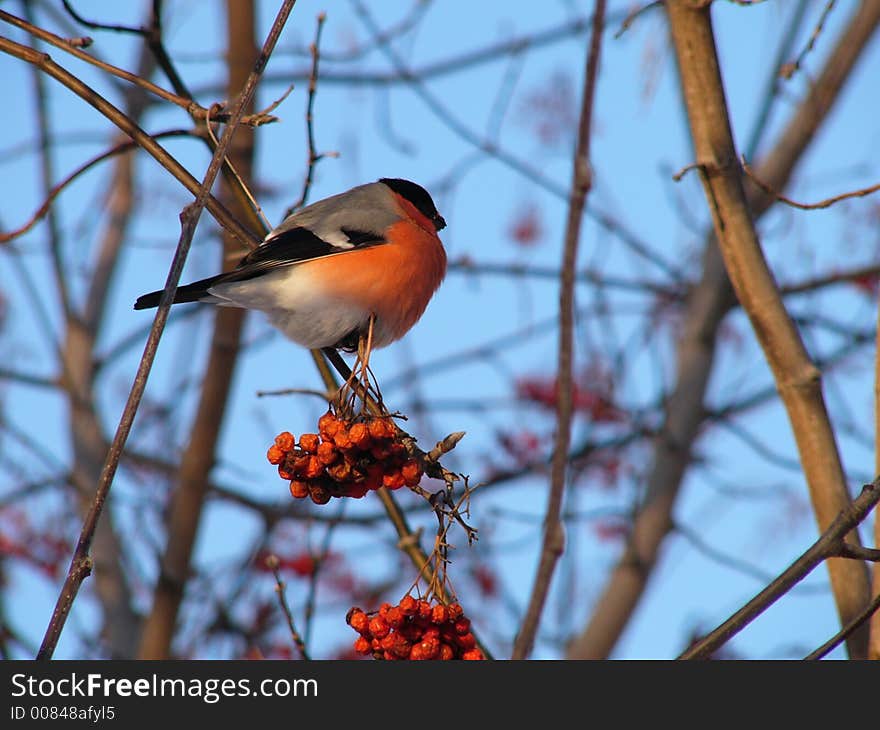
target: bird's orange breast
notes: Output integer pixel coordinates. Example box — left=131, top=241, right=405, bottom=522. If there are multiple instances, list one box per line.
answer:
left=305, top=220, right=446, bottom=343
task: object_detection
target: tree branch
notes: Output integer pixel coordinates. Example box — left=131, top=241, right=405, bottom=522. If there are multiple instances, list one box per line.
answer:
left=512, top=0, right=605, bottom=660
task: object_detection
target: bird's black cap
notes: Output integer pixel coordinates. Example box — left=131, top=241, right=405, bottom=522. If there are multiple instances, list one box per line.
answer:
left=379, top=177, right=446, bottom=231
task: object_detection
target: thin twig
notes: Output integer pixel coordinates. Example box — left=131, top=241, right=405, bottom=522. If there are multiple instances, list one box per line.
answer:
left=742, top=158, right=880, bottom=210
left=614, top=1, right=661, bottom=39
left=0, top=10, right=278, bottom=127
left=265, top=554, right=310, bottom=660
left=0, top=36, right=258, bottom=249
left=779, top=0, right=837, bottom=79
left=806, top=590, right=880, bottom=660
left=35, top=0, right=299, bottom=660
left=511, top=0, right=605, bottom=661
left=303, top=506, right=343, bottom=649
left=0, top=129, right=194, bottom=244
left=287, top=12, right=333, bottom=217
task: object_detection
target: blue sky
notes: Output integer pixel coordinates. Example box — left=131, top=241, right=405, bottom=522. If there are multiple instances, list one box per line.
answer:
left=2, top=0, right=879, bottom=659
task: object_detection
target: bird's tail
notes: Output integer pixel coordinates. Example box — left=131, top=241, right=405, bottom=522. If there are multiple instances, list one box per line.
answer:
left=133, top=273, right=226, bottom=310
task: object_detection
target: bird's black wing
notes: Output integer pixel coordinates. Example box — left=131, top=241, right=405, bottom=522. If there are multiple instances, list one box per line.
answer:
left=134, top=226, right=385, bottom=310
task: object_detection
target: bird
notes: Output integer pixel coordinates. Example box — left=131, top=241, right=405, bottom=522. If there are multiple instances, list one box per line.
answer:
left=134, top=178, right=447, bottom=351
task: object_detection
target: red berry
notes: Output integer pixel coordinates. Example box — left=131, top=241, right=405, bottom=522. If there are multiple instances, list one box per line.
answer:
left=353, top=636, right=371, bottom=654
left=316, top=441, right=338, bottom=466
left=385, top=606, right=404, bottom=629
left=346, top=608, right=370, bottom=635
left=461, top=649, right=484, bottom=660
left=274, top=432, right=295, bottom=450
left=326, top=461, right=353, bottom=483
left=289, top=480, right=309, bottom=499
left=431, top=605, right=448, bottom=625
left=318, top=412, right=339, bottom=438
left=368, top=417, right=394, bottom=440
left=454, top=617, right=471, bottom=635
left=332, top=427, right=352, bottom=450
left=382, top=470, right=406, bottom=490
left=399, top=595, right=418, bottom=616
left=309, top=484, right=331, bottom=505
left=369, top=616, right=390, bottom=639
left=401, top=459, right=423, bottom=486
left=348, top=422, right=372, bottom=450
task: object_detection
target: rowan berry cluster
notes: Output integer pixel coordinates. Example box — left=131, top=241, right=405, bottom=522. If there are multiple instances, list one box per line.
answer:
left=346, top=596, right=484, bottom=660
left=267, top=412, right=423, bottom=504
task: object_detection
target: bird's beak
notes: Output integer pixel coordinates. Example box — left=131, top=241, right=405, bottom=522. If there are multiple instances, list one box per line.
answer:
left=434, top=215, right=447, bottom=232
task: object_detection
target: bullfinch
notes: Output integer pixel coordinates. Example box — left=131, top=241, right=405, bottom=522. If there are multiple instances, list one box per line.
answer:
left=134, top=178, right=447, bottom=350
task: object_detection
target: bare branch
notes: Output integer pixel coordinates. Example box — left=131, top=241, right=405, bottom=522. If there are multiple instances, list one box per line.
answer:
left=664, top=0, right=870, bottom=658
left=512, top=0, right=605, bottom=660
left=742, top=158, right=880, bottom=210
left=36, top=0, right=298, bottom=661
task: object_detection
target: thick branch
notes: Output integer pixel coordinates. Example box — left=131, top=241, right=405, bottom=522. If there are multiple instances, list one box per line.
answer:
left=664, top=0, right=869, bottom=658
left=567, top=0, right=880, bottom=659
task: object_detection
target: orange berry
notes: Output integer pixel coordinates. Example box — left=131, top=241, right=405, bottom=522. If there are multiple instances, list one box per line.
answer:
left=304, top=455, right=324, bottom=480
left=267, top=444, right=285, bottom=464
left=417, top=599, right=433, bottom=620
left=353, top=636, right=371, bottom=654
left=369, top=616, right=390, bottom=639
left=317, top=412, right=339, bottom=437
left=391, top=635, right=412, bottom=659
left=332, top=427, right=352, bottom=450
left=447, top=603, right=464, bottom=621
left=292, top=454, right=311, bottom=475
left=309, top=484, right=331, bottom=505
left=274, top=432, right=295, bottom=450
left=348, top=422, right=372, bottom=450
left=461, top=649, right=484, bottom=660
left=398, top=620, right=422, bottom=641
left=439, top=643, right=455, bottom=660
left=326, top=460, right=353, bottom=483
left=316, top=440, right=338, bottom=466
left=401, top=459, right=423, bottom=486
left=382, top=470, right=405, bottom=490
left=346, top=607, right=369, bottom=631
left=289, top=480, right=309, bottom=499
left=385, top=606, right=404, bottom=629
left=399, top=595, right=418, bottom=616
left=420, top=637, right=440, bottom=660
left=299, top=433, right=320, bottom=453
left=430, top=605, right=448, bottom=625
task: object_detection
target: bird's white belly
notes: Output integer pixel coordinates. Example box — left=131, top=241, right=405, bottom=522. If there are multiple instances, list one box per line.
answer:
left=207, top=266, right=387, bottom=348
